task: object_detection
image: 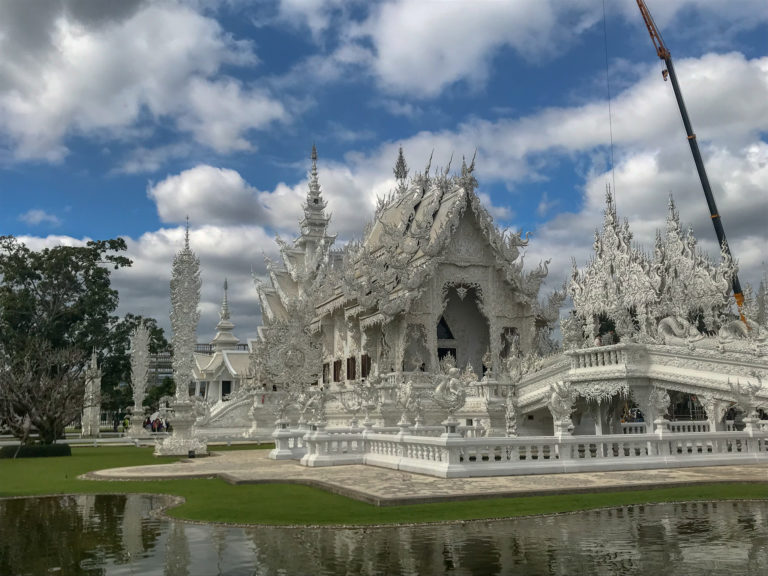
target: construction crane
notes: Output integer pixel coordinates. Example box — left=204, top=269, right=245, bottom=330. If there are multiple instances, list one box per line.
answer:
left=636, top=0, right=747, bottom=321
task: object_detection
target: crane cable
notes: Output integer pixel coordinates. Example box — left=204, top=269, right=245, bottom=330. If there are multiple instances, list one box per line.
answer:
left=602, top=0, right=617, bottom=208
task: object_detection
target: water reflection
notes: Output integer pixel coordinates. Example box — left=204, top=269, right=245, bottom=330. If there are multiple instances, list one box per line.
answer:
left=1, top=495, right=768, bottom=575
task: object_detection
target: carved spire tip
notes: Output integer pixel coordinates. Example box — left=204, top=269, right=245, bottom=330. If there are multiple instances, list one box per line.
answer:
left=394, top=145, right=409, bottom=181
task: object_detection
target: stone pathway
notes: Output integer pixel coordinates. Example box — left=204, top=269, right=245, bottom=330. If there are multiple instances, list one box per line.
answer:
left=85, top=451, right=768, bottom=506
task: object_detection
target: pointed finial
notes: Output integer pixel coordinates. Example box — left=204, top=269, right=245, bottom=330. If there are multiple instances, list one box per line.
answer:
left=604, top=182, right=614, bottom=213
left=469, top=149, right=476, bottom=173
left=220, top=277, right=231, bottom=321
left=308, top=143, right=321, bottom=199
left=668, top=193, right=677, bottom=211
left=424, top=150, right=433, bottom=177
left=310, top=143, right=318, bottom=179
left=444, top=152, right=453, bottom=176
left=184, top=216, right=190, bottom=249
left=394, top=146, right=409, bottom=181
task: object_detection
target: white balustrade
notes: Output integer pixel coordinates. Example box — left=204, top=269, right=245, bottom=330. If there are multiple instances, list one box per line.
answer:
left=569, top=344, right=625, bottom=370
left=621, top=422, right=647, bottom=434
left=668, top=421, right=710, bottom=433
left=296, top=427, right=768, bottom=478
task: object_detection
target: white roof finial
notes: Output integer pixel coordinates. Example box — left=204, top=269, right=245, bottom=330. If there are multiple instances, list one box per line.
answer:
left=221, top=278, right=230, bottom=321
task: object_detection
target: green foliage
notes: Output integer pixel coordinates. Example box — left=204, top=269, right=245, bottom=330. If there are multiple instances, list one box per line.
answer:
left=143, top=377, right=175, bottom=412
left=0, top=235, right=131, bottom=355
left=0, top=443, right=72, bottom=459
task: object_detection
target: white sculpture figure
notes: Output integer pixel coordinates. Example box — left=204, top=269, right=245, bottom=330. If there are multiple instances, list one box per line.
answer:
left=156, top=221, right=207, bottom=456
left=648, top=386, right=671, bottom=430
left=431, top=366, right=468, bottom=434
left=337, top=378, right=375, bottom=427
left=128, top=323, right=151, bottom=438
left=81, top=349, right=101, bottom=437
left=548, top=381, right=576, bottom=437
left=251, top=301, right=322, bottom=424
left=303, top=386, right=333, bottom=427
left=395, top=378, right=425, bottom=427
left=729, top=376, right=763, bottom=420
left=504, top=359, right=522, bottom=438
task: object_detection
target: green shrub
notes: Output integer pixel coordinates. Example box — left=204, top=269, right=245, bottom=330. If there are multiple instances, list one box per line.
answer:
left=0, top=444, right=72, bottom=459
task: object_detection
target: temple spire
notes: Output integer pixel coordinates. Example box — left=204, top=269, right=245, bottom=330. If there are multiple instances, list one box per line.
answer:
left=184, top=216, right=190, bottom=250
left=394, top=146, right=409, bottom=181
left=309, top=143, right=320, bottom=199
left=220, top=278, right=230, bottom=321
left=299, top=144, right=331, bottom=241
left=211, top=277, right=239, bottom=351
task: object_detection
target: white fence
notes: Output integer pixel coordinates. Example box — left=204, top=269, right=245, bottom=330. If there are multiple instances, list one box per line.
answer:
left=282, top=426, right=768, bottom=478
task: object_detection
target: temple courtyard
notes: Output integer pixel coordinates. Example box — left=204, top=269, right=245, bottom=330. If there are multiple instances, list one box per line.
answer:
left=87, top=449, right=768, bottom=507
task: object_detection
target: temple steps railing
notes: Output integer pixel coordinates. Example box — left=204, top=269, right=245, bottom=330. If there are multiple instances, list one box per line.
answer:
left=292, top=427, right=768, bottom=477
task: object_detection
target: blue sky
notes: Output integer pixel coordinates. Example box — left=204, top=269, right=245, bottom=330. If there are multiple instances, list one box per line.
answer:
left=1, top=0, right=767, bottom=340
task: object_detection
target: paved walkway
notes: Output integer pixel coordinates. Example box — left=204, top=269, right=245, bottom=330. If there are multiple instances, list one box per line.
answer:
left=85, top=450, right=768, bottom=506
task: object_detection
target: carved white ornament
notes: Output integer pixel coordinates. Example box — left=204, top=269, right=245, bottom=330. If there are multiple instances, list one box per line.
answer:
left=130, top=323, right=151, bottom=415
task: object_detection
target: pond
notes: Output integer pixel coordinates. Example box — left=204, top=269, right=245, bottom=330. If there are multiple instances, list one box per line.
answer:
left=1, top=494, right=768, bottom=575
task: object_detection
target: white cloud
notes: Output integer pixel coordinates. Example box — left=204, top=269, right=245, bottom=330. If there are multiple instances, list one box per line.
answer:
left=18, top=209, right=62, bottom=227
left=0, top=2, right=285, bottom=161
left=148, top=165, right=266, bottom=226
left=111, top=224, right=281, bottom=342
left=338, top=0, right=768, bottom=100
left=277, top=0, right=349, bottom=40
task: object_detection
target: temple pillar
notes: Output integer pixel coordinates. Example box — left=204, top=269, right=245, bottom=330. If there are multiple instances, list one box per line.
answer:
left=426, top=312, right=439, bottom=372
left=633, top=383, right=667, bottom=429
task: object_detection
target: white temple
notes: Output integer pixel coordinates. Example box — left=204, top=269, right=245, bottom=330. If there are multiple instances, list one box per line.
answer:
left=157, top=146, right=768, bottom=476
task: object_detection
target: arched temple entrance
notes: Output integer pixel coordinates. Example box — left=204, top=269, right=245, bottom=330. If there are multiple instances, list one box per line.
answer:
left=438, top=284, right=489, bottom=377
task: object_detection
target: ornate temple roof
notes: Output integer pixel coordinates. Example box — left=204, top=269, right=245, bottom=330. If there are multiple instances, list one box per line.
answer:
left=569, top=189, right=737, bottom=340
left=255, top=147, right=557, bottom=334
left=193, top=349, right=250, bottom=380
left=314, top=153, right=549, bottom=323
left=255, top=145, right=336, bottom=325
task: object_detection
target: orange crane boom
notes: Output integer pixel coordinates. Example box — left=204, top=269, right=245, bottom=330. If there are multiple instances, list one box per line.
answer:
left=636, top=0, right=747, bottom=320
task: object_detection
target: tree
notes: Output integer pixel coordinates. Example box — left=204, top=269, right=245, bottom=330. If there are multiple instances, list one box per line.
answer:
left=0, top=236, right=131, bottom=444
left=144, top=377, right=175, bottom=412
left=0, top=340, right=86, bottom=445
left=0, top=236, right=131, bottom=354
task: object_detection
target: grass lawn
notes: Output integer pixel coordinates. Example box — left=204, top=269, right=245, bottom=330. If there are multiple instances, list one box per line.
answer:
left=1, top=445, right=767, bottom=526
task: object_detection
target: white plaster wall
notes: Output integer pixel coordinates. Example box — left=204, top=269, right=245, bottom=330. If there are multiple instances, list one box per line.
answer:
left=518, top=407, right=554, bottom=436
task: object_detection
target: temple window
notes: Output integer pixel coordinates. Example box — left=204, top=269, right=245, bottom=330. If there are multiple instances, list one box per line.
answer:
left=322, top=363, right=330, bottom=384
left=361, top=354, right=371, bottom=378
left=347, top=357, right=357, bottom=380
left=333, top=359, right=342, bottom=382
left=437, top=316, right=455, bottom=340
